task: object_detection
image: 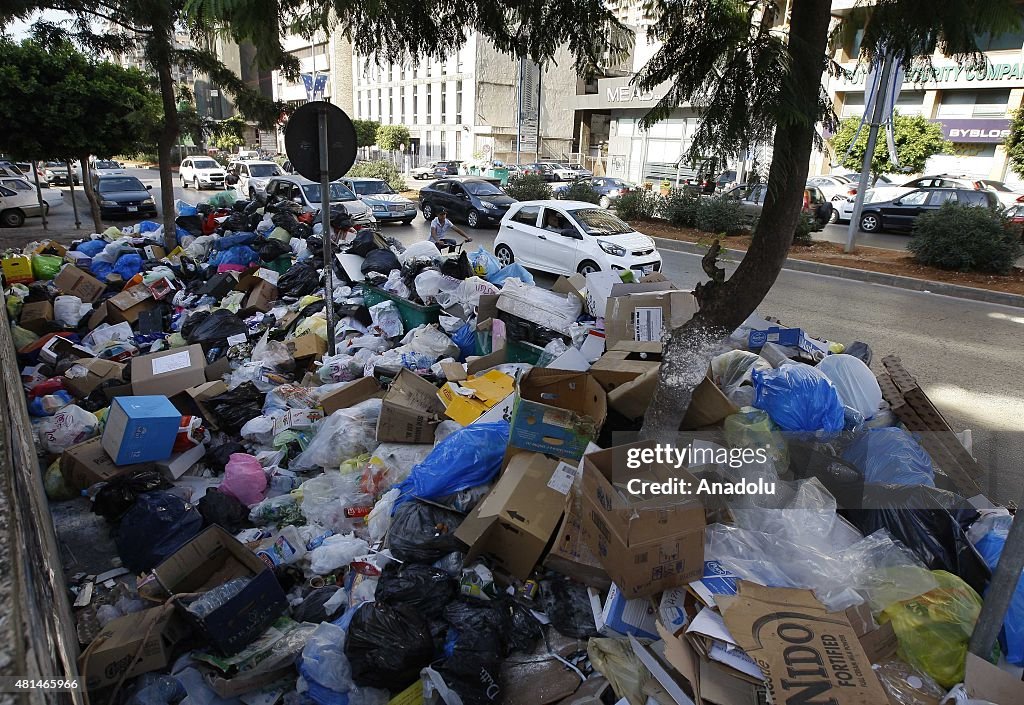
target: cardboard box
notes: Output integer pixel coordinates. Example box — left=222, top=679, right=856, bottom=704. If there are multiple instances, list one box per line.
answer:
left=156, top=443, right=207, bottom=481
left=38, top=334, right=93, bottom=365
left=286, top=334, right=327, bottom=361
left=2, top=255, right=34, bottom=284
left=64, top=250, right=93, bottom=271
left=62, top=357, right=125, bottom=398
left=455, top=451, right=568, bottom=580
left=437, top=369, right=515, bottom=425
left=604, top=290, right=698, bottom=349
left=144, top=244, right=167, bottom=261
left=376, top=368, right=445, bottom=443
left=19, top=300, right=54, bottom=334
left=597, top=583, right=658, bottom=639
left=205, top=355, right=232, bottom=384
left=509, top=369, right=607, bottom=461
left=172, top=380, right=228, bottom=429
left=607, top=368, right=738, bottom=429
left=273, top=408, right=324, bottom=435
left=718, top=582, right=890, bottom=705
left=244, top=279, right=278, bottom=313
left=153, top=525, right=288, bottom=656
left=106, top=284, right=158, bottom=325
left=60, top=436, right=156, bottom=490
left=199, top=272, right=238, bottom=299
left=131, top=344, right=208, bottom=397
left=579, top=441, right=706, bottom=597
left=319, top=376, right=383, bottom=415
left=54, top=264, right=105, bottom=303
left=589, top=341, right=662, bottom=392
left=78, top=605, right=191, bottom=691
left=33, top=241, right=68, bottom=258
left=102, top=396, right=181, bottom=466
left=544, top=495, right=612, bottom=590
left=964, top=652, right=1024, bottom=704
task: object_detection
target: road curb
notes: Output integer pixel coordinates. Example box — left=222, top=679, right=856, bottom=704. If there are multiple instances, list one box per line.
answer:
left=653, top=237, right=1024, bottom=309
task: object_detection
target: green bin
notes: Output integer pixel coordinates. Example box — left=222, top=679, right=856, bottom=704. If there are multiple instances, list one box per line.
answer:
left=361, top=284, right=442, bottom=330
left=487, top=167, right=510, bottom=186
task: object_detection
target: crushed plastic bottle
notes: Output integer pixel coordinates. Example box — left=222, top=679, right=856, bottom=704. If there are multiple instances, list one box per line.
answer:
left=187, top=577, right=250, bottom=618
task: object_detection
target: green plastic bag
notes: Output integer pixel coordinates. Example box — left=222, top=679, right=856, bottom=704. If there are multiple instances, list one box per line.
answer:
left=879, top=569, right=984, bottom=688
left=208, top=190, right=237, bottom=209
left=31, top=254, right=62, bottom=280
left=44, top=460, right=77, bottom=501
left=11, top=325, right=38, bottom=350
left=723, top=407, right=789, bottom=470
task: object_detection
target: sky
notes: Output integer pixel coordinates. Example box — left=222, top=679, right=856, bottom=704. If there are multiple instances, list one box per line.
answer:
left=6, top=10, right=86, bottom=42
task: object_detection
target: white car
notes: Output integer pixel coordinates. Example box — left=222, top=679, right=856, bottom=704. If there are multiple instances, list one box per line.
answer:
left=495, top=199, right=662, bottom=276
left=0, top=182, right=48, bottom=227
left=263, top=175, right=375, bottom=225
left=837, top=187, right=913, bottom=223
left=807, top=175, right=857, bottom=203
left=411, top=161, right=443, bottom=180
left=543, top=163, right=594, bottom=181
left=229, top=160, right=283, bottom=199
left=978, top=179, right=1024, bottom=208
left=180, top=156, right=228, bottom=190
left=93, top=160, right=126, bottom=177
left=0, top=177, right=63, bottom=209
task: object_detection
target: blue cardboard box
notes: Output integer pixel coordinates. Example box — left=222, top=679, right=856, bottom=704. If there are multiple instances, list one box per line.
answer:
left=748, top=326, right=808, bottom=350
left=102, top=395, right=181, bottom=466
left=509, top=368, right=607, bottom=460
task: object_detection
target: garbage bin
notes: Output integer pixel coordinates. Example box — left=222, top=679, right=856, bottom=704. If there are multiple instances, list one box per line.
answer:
left=487, top=167, right=510, bottom=186
left=469, top=166, right=481, bottom=176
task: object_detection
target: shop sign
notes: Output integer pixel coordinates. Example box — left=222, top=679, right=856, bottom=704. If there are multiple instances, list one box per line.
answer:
left=843, top=61, right=1024, bottom=86
left=934, top=118, right=1011, bottom=144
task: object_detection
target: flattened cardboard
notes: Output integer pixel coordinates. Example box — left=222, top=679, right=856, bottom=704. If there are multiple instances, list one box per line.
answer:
left=61, top=436, right=155, bottom=490
left=286, top=334, right=327, bottom=361
left=319, top=377, right=383, bottom=416
left=608, top=368, right=738, bottom=430
left=437, top=369, right=514, bottom=425
left=718, top=582, right=889, bottom=705
left=964, top=652, right=1024, bottom=704
left=54, top=264, right=105, bottom=303
left=509, top=369, right=607, bottom=461
left=19, top=300, right=54, bottom=334
left=604, top=290, right=698, bottom=349
left=589, top=341, right=662, bottom=392
left=106, top=284, right=158, bottom=324
left=131, top=344, right=208, bottom=397
left=376, top=368, right=444, bottom=443
left=62, top=357, right=125, bottom=398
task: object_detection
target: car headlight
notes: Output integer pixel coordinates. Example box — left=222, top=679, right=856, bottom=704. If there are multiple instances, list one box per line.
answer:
left=598, top=240, right=626, bottom=257
left=482, top=202, right=498, bottom=209
left=142, top=198, right=155, bottom=205
left=100, top=200, right=118, bottom=206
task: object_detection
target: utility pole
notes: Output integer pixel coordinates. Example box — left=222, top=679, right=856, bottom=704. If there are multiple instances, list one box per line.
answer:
left=969, top=490, right=1024, bottom=660
left=66, top=160, right=82, bottom=229
left=317, top=103, right=336, bottom=357
left=31, top=161, right=48, bottom=232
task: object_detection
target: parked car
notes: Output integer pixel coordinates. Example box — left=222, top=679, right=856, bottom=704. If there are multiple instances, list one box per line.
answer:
left=94, top=174, right=157, bottom=218
left=430, top=161, right=461, bottom=178
left=263, top=175, right=374, bottom=224
left=902, top=174, right=983, bottom=190
left=519, top=163, right=558, bottom=182
left=836, top=187, right=913, bottom=224
left=92, top=160, right=126, bottom=177
left=0, top=182, right=49, bottom=226
left=1003, top=202, right=1024, bottom=226
left=337, top=177, right=417, bottom=224
left=858, top=187, right=999, bottom=233
left=46, top=160, right=81, bottom=185
left=180, top=156, right=228, bottom=190
left=411, top=161, right=444, bottom=180
left=495, top=200, right=662, bottom=276
left=807, top=175, right=858, bottom=202
left=0, top=160, right=22, bottom=178
left=541, top=162, right=593, bottom=181
left=13, top=162, right=50, bottom=185
left=978, top=179, right=1024, bottom=208
left=551, top=177, right=634, bottom=208
left=419, top=176, right=516, bottom=228
left=228, top=160, right=283, bottom=199
left=724, top=183, right=834, bottom=229
left=0, top=176, right=62, bottom=209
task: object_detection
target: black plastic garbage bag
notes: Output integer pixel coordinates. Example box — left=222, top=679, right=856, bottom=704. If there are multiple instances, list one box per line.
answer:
left=844, top=341, right=873, bottom=366
left=842, top=484, right=991, bottom=595
left=180, top=310, right=210, bottom=340
left=440, top=251, right=473, bottom=280
left=257, top=238, right=292, bottom=262
left=375, top=563, right=458, bottom=620
left=436, top=599, right=509, bottom=705
left=185, top=309, right=248, bottom=349
left=93, top=469, right=172, bottom=520
left=349, top=230, right=379, bottom=257
left=539, top=575, right=599, bottom=638
left=361, top=248, right=400, bottom=276
left=278, top=261, right=320, bottom=297
left=272, top=210, right=301, bottom=235
left=115, top=491, right=203, bottom=573
left=345, top=601, right=435, bottom=690
left=222, top=212, right=249, bottom=232
left=788, top=441, right=865, bottom=509
left=198, top=487, right=253, bottom=534
left=386, top=501, right=465, bottom=564
left=206, top=441, right=246, bottom=474
left=292, top=586, right=345, bottom=624
left=175, top=214, right=203, bottom=238
left=207, top=383, right=265, bottom=433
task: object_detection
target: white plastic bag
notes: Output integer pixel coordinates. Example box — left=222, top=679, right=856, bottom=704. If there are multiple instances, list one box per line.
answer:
left=38, top=405, right=99, bottom=453
left=298, top=622, right=354, bottom=694
left=54, top=295, right=86, bottom=326
left=367, top=488, right=400, bottom=543
left=400, top=240, right=442, bottom=265
left=382, top=270, right=410, bottom=299
left=816, top=354, right=883, bottom=420
left=308, top=533, right=370, bottom=574
left=240, top=415, right=281, bottom=446
left=290, top=399, right=382, bottom=471
left=711, top=350, right=772, bottom=407
left=369, top=301, right=404, bottom=338
left=400, top=324, right=458, bottom=360
left=436, top=276, right=500, bottom=309
left=298, top=471, right=368, bottom=532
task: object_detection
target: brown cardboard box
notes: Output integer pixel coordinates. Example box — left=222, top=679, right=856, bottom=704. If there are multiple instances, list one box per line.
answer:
left=172, top=380, right=228, bottom=429
left=544, top=494, right=612, bottom=590
left=54, top=264, right=106, bottom=303
left=131, top=344, right=208, bottom=397
left=286, top=334, right=327, bottom=361
left=608, top=368, right=738, bottom=430
left=33, top=241, right=68, bottom=258
left=376, top=368, right=445, bottom=443
left=319, top=377, right=383, bottom=415
left=509, top=369, right=607, bottom=460
left=964, top=652, right=1024, bottom=704
left=718, top=582, right=889, bottom=705
left=579, top=441, right=706, bottom=597
left=454, top=451, right=568, bottom=580
left=19, top=300, right=54, bottom=334
left=205, top=355, right=232, bottom=384
left=106, top=284, right=158, bottom=325
left=589, top=341, right=662, bottom=392
left=61, top=436, right=155, bottom=490
left=62, top=357, right=125, bottom=397
left=243, top=278, right=278, bottom=313
left=78, top=605, right=191, bottom=692
left=604, top=290, right=698, bottom=349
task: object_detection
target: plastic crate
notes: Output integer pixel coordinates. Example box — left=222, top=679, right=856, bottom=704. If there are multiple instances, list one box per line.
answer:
left=498, top=310, right=571, bottom=347
left=361, top=284, right=442, bottom=330
left=506, top=340, right=545, bottom=365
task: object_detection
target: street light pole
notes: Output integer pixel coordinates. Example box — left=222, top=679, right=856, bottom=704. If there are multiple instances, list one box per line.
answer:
left=31, top=161, right=48, bottom=232
left=318, top=104, right=337, bottom=357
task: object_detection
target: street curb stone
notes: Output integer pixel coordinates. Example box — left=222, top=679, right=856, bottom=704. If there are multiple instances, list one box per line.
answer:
left=653, top=237, right=1024, bottom=309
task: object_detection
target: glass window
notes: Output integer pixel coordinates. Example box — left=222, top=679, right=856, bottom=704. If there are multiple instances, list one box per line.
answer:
left=3, top=178, right=32, bottom=191
left=456, top=80, right=463, bottom=123
left=464, top=180, right=503, bottom=195
left=570, top=208, right=633, bottom=235
left=431, top=181, right=450, bottom=194
left=441, top=84, right=447, bottom=123
left=974, top=90, right=1010, bottom=117
left=399, top=86, right=404, bottom=124
left=937, top=92, right=978, bottom=118
left=302, top=182, right=357, bottom=203
left=388, top=87, right=394, bottom=122
left=978, top=28, right=1024, bottom=52
left=899, top=190, right=929, bottom=206
left=377, top=89, right=382, bottom=120
left=895, top=91, right=925, bottom=116
left=541, top=208, right=571, bottom=232
left=413, top=89, right=419, bottom=124
left=247, top=164, right=281, bottom=177
left=618, top=118, right=635, bottom=137
left=97, top=177, right=146, bottom=193
left=928, top=190, right=958, bottom=205
left=840, top=92, right=865, bottom=119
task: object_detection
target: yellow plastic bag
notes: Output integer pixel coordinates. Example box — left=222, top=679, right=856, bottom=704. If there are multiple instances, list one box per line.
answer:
left=879, top=570, right=984, bottom=688
left=295, top=313, right=328, bottom=341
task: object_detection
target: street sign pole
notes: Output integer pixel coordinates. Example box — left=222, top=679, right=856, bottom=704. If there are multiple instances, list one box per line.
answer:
left=317, top=104, right=337, bottom=357
left=66, top=160, right=81, bottom=229
left=31, top=161, right=48, bottom=232
left=845, top=54, right=893, bottom=253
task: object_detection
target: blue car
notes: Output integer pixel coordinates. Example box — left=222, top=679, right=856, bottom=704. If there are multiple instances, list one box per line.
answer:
left=95, top=175, right=157, bottom=219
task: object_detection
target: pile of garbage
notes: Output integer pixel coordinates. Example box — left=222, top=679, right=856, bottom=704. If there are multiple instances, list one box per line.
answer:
left=2, top=191, right=1023, bottom=705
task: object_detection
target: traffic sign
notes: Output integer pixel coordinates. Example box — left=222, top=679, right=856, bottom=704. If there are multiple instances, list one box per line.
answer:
left=284, top=101, right=357, bottom=182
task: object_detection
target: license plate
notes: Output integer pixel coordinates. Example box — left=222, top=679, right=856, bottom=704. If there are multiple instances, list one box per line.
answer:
left=127, top=206, right=138, bottom=212
left=641, top=265, right=654, bottom=275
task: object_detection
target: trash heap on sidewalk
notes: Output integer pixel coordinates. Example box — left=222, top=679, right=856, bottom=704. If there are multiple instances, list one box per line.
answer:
left=3, top=193, right=1024, bottom=705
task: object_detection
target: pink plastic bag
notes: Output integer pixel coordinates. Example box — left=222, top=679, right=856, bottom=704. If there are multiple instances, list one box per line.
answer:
left=220, top=453, right=268, bottom=506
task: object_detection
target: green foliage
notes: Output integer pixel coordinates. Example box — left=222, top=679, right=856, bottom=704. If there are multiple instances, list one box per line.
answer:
left=212, top=115, right=246, bottom=151
left=830, top=113, right=951, bottom=181
left=556, top=180, right=601, bottom=204
left=909, top=203, right=1023, bottom=274
left=347, top=160, right=407, bottom=192
left=659, top=187, right=702, bottom=228
left=612, top=189, right=659, bottom=220
left=375, top=124, right=410, bottom=152
left=1006, top=109, right=1024, bottom=180
left=353, top=119, right=380, bottom=148
left=693, top=195, right=747, bottom=236
left=504, top=174, right=552, bottom=201
left=792, top=213, right=815, bottom=245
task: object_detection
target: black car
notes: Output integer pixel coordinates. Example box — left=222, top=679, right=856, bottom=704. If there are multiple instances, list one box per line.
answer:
left=858, top=187, right=998, bottom=233
left=432, top=160, right=461, bottom=177
left=95, top=175, right=157, bottom=218
left=419, top=177, right=517, bottom=228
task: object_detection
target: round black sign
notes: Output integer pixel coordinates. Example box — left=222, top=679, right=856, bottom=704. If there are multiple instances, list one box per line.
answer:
left=284, top=101, right=357, bottom=182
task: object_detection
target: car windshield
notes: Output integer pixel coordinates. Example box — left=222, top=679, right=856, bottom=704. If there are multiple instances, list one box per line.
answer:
left=464, top=181, right=504, bottom=196
left=193, top=159, right=219, bottom=169
left=248, top=164, right=281, bottom=177
left=302, top=182, right=357, bottom=203
left=95, top=161, right=119, bottom=169
left=981, top=180, right=1013, bottom=192
left=352, top=180, right=395, bottom=195
left=3, top=179, right=32, bottom=191
left=98, top=177, right=145, bottom=193
left=570, top=208, right=633, bottom=235
left=45, top=161, right=63, bottom=168
left=606, top=179, right=629, bottom=188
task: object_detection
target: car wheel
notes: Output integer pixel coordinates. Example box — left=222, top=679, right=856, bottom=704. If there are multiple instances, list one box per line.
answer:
left=422, top=203, right=434, bottom=220
left=495, top=244, right=514, bottom=266
left=599, top=196, right=611, bottom=208
left=466, top=209, right=480, bottom=228
left=828, top=208, right=839, bottom=224
left=577, top=260, right=600, bottom=275
left=1, top=209, right=25, bottom=228
left=859, top=212, right=881, bottom=233
left=181, top=176, right=188, bottom=189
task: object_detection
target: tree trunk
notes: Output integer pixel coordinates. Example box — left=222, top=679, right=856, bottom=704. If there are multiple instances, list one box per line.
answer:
left=155, top=48, right=180, bottom=251
left=79, top=156, right=103, bottom=233
left=640, top=0, right=834, bottom=440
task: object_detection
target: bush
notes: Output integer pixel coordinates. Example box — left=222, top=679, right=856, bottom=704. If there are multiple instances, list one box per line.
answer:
left=612, top=189, right=659, bottom=220
left=909, top=202, right=1023, bottom=274
left=658, top=188, right=701, bottom=228
left=694, top=196, right=747, bottom=236
left=504, top=174, right=552, bottom=201
left=792, top=213, right=815, bottom=245
left=346, top=160, right=407, bottom=192
left=556, top=180, right=601, bottom=204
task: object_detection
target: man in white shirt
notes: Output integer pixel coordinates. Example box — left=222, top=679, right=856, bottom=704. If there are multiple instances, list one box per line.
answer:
left=429, top=209, right=472, bottom=250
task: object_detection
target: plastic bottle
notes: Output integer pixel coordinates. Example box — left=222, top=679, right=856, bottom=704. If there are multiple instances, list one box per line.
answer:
left=254, top=525, right=308, bottom=568
left=187, top=577, right=250, bottom=617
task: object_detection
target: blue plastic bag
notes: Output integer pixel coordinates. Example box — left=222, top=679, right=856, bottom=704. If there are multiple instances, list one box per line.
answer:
left=209, top=245, right=259, bottom=268
left=176, top=200, right=198, bottom=217
left=975, top=515, right=1024, bottom=665
left=138, top=220, right=161, bottom=233
left=90, top=261, right=114, bottom=280
left=114, top=491, right=203, bottom=573
left=452, top=322, right=475, bottom=361
left=112, top=253, right=143, bottom=280
left=489, top=262, right=535, bottom=286
left=392, top=422, right=509, bottom=512
left=213, top=231, right=259, bottom=250
left=469, top=246, right=500, bottom=279
left=77, top=240, right=106, bottom=257
left=843, top=428, right=935, bottom=486
left=752, top=364, right=844, bottom=435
